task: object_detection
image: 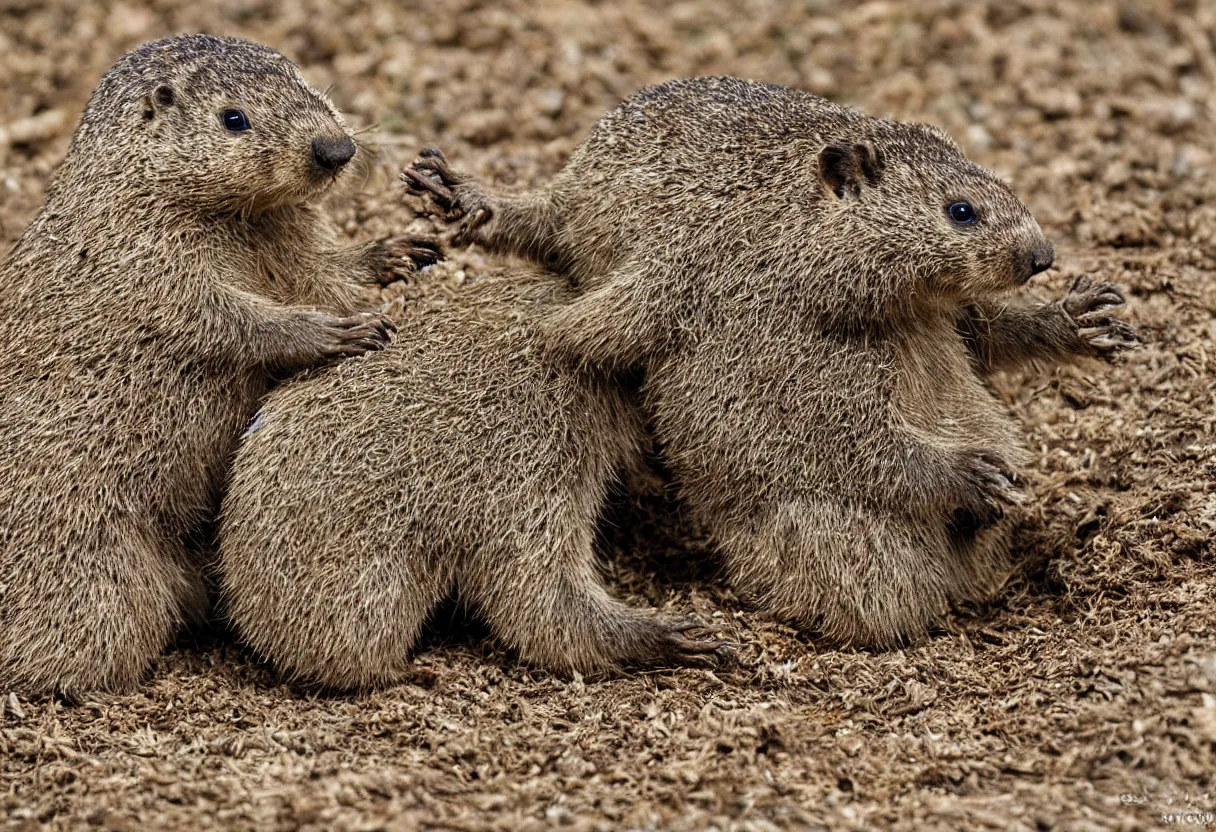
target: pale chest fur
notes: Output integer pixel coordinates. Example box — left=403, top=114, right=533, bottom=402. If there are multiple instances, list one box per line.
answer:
left=209, top=208, right=361, bottom=312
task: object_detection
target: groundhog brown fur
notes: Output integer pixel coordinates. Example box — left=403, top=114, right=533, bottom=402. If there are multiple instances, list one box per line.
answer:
left=405, top=76, right=1139, bottom=648
left=0, top=34, right=438, bottom=696
left=217, top=272, right=724, bottom=690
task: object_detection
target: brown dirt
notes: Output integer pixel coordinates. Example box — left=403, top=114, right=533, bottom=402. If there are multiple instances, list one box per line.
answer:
left=3, top=1, right=1216, bottom=830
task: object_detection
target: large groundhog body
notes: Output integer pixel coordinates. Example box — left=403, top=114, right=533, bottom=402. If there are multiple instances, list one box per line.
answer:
left=218, top=273, right=720, bottom=689
left=0, top=35, right=429, bottom=696
left=407, top=76, right=1137, bottom=647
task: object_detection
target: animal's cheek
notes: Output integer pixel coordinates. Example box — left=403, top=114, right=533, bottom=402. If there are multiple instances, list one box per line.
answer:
left=970, top=247, right=1027, bottom=291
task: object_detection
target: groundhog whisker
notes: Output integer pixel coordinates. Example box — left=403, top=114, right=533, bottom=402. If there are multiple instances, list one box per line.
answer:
left=348, top=143, right=378, bottom=191
left=353, top=139, right=382, bottom=163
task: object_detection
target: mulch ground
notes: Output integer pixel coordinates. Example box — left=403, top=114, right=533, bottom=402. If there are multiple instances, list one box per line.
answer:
left=2, top=1, right=1215, bottom=829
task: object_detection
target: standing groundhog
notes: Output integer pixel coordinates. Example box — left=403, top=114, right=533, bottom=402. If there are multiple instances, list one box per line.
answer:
left=0, top=34, right=438, bottom=696
left=218, top=273, right=723, bottom=690
left=405, top=76, right=1138, bottom=648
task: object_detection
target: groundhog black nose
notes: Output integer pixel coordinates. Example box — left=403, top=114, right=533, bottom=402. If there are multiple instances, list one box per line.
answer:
left=1028, top=242, right=1056, bottom=277
left=311, top=136, right=356, bottom=172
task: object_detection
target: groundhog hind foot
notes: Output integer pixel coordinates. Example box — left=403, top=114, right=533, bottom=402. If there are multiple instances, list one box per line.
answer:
left=1062, top=276, right=1141, bottom=357
left=615, top=617, right=733, bottom=673
left=365, top=235, right=444, bottom=286
left=401, top=147, right=493, bottom=246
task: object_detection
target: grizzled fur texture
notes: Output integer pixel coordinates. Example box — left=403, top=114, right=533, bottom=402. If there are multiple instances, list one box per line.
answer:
left=218, top=273, right=723, bottom=690
left=0, top=35, right=437, bottom=697
left=405, top=76, right=1138, bottom=649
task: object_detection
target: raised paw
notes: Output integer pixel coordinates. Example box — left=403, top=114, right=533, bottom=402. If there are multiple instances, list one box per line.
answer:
left=400, top=147, right=456, bottom=202
left=313, top=311, right=397, bottom=359
left=1062, top=275, right=1126, bottom=320
left=367, top=235, right=443, bottom=285
left=1061, top=276, right=1141, bottom=357
left=400, top=146, right=494, bottom=245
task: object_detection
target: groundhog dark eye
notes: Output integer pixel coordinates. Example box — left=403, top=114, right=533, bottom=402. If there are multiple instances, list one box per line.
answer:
left=948, top=201, right=977, bottom=225
left=222, top=109, right=250, bottom=132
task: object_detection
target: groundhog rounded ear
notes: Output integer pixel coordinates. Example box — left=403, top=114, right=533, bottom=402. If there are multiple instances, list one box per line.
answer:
left=819, top=144, right=861, bottom=200
left=143, top=84, right=176, bottom=119
left=153, top=85, right=176, bottom=107
left=854, top=142, right=885, bottom=185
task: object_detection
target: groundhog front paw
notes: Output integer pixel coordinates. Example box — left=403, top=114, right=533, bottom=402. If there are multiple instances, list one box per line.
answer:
left=309, top=311, right=397, bottom=360
left=626, top=618, right=734, bottom=672
left=1061, top=276, right=1141, bottom=357
left=366, top=235, right=443, bottom=285
left=1078, top=317, right=1140, bottom=355
left=400, top=146, right=494, bottom=246
left=960, top=452, right=1024, bottom=526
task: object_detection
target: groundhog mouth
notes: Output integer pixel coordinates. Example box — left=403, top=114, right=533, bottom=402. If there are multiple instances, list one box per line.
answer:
left=308, top=168, right=345, bottom=189
left=299, top=141, right=358, bottom=201
left=283, top=164, right=347, bottom=207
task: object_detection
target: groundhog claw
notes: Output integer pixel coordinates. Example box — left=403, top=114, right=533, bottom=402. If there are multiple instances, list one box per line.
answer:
left=962, top=453, right=1024, bottom=523
left=411, top=145, right=456, bottom=178
left=401, top=167, right=457, bottom=213
left=1063, top=276, right=1126, bottom=320
left=659, top=631, right=734, bottom=670
left=323, top=312, right=396, bottom=358
left=450, top=205, right=494, bottom=247
left=1079, top=319, right=1141, bottom=354
left=466, top=206, right=492, bottom=231
left=402, top=146, right=463, bottom=210
left=617, top=617, right=733, bottom=671
left=403, top=238, right=443, bottom=268
left=370, top=235, right=443, bottom=285
left=1060, top=276, right=1140, bottom=357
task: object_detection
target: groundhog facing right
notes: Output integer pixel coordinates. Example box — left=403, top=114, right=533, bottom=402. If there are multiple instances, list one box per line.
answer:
left=406, top=76, right=1139, bottom=649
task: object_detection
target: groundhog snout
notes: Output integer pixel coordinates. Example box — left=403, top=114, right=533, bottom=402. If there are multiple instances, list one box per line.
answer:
left=311, top=136, right=356, bottom=172
left=1024, top=240, right=1056, bottom=283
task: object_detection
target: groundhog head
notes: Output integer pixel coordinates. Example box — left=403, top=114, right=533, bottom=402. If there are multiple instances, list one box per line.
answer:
left=815, top=121, right=1055, bottom=304
left=71, top=34, right=358, bottom=212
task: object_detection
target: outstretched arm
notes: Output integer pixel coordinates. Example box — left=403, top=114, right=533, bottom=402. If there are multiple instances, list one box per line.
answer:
left=958, top=277, right=1138, bottom=374
left=164, top=279, right=396, bottom=374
